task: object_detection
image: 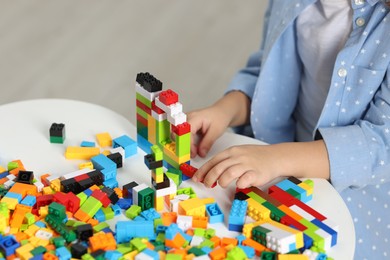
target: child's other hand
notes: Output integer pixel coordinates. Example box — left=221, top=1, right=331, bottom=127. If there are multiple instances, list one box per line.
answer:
left=187, top=106, right=230, bottom=158
left=192, top=144, right=286, bottom=189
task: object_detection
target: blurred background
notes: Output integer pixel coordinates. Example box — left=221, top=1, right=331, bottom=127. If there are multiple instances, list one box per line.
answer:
left=0, top=0, right=267, bottom=125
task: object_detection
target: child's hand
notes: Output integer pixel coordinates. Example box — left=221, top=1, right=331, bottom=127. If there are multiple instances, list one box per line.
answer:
left=192, top=141, right=330, bottom=189
left=187, top=106, right=231, bottom=158
left=192, top=144, right=285, bottom=189
left=187, top=91, right=251, bottom=158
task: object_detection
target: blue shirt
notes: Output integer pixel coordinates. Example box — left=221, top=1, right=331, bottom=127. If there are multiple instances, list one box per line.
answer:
left=227, top=0, right=390, bottom=258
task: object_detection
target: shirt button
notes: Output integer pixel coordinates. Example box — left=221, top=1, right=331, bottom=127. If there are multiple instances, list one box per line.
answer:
left=354, top=0, right=365, bottom=5
left=356, top=17, right=365, bottom=27
left=338, top=68, right=347, bottom=77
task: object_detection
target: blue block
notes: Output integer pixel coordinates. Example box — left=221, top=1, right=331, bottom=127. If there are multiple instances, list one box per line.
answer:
left=276, top=179, right=309, bottom=202
left=111, top=204, right=121, bottom=216
left=156, top=225, right=168, bottom=234
left=102, top=227, right=114, bottom=234
left=56, top=246, right=71, bottom=260
left=200, top=247, right=212, bottom=254
left=311, top=219, right=338, bottom=246
left=115, top=220, right=155, bottom=243
left=35, top=221, right=46, bottom=228
left=93, top=209, right=106, bottom=222
left=103, top=178, right=118, bottom=189
left=116, top=198, right=133, bottom=210
left=165, top=224, right=181, bottom=240
left=0, top=171, right=9, bottom=179
left=206, top=203, right=224, bottom=224
left=0, top=235, right=20, bottom=256
left=141, top=248, right=159, bottom=260
left=113, top=135, right=137, bottom=158
left=238, top=245, right=255, bottom=259
left=83, top=189, right=92, bottom=197
left=228, top=200, right=247, bottom=225
left=316, top=253, right=327, bottom=260
left=91, top=154, right=117, bottom=171
left=137, top=134, right=152, bottom=154
left=302, top=233, right=314, bottom=250
left=4, top=192, right=22, bottom=202
left=133, top=216, right=145, bottom=221
left=20, top=195, right=37, bottom=207
left=105, top=250, right=122, bottom=260
left=29, top=254, right=43, bottom=260
left=228, top=223, right=243, bottom=232
left=235, top=234, right=246, bottom=245
left=141, top=208, right=160, bottom=221
left=81, top=141, right=95, bottom=147
left=101, top=168, right=117, bottom=181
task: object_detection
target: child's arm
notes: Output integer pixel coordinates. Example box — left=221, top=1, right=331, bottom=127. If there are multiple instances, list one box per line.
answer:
left=187, top=90, right=250, bottom=158
left=192, top=140, right=330, bottom=189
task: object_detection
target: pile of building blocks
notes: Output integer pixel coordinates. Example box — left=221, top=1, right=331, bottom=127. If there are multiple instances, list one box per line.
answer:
left=0, top=72, right=339, bottom=259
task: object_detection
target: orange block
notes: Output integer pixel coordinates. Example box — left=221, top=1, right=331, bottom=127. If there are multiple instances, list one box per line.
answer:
left=278, top=204, right=303, bottom=222
left=186, top=229, right=194, bottom=236
left=210, top=236, right=221, bottom=248
left=209, top=247, right=227, bottom=260
left=87, top=218, right=99, bottom=226
left=168, top=249, right=187, bottom=257
left=43, top=253, right=58, bottom=260
left=73, top=210, right=90, bottom=222
left=162, top=212, right=177, bottom=226
left=221, top=237, right=238, bottom=247
left=192, top=216, right=208, bottom=228
left=165, top=233, right=186, bottom=249
left=89, top=232, right=117, bottom=251
left=242, top=238, right=268, bottom=256
left=114, top=188, right=123, bottom=198
left=9, top=182, right=37, bottom=197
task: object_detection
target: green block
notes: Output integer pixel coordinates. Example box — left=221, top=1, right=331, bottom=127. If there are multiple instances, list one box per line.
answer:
left=136, top=93, right=152, bottom=108
left=188, top=247, right=206, bottom=256
left=51, top=237, right=66, bottom=248
left=177, top=187, right=196, bottom=198
left=20, top=224, right=28, bottom=232
left=176, top=132, right=190, bottom=157
left=126, top=205, right=141, bottom=219
left=205, top=228, right=216, bottom=239
left=50, top=136, right=65, bottom=144
left=252, top=226, right=271, bottom=245
left=20, top=239, right=29, bottom=246
left=163, top=152, right=180, bottom=169
left=156, top=119, right=170, bottom=144
left=81, top=253, right=95, bottom=260
left=25, top=212, right=36, bottom=226
left=156, top=232, right=165, bottom=243
left=93, top=222, right=110, bottom=232
left=286, top=188, right=300, bottom=199
left=199, top=238, right=215, bottom=249
left=152, top=241, right=165, bottom=251
left=48, top=202, right=67, bottom=220
left=226, top=246, right=247, bottom=260
left=165, top=254, right=182, bottom=260
left=151, top=145, right=163, bottom=161
left=303, top=179, right=314, bottom=188
left=193, top=228, right=206, bottom=237
left=30, top=246, right=47, bottom=256
left=116, top=243, right=133, bottom=254
left=262, top=201, right=285, bottom=222
left=260, top=251, right=277, bottom=260
left=138, top=187, right=155, bottom=211
left=166, top=168, right=182, bottom=187
left=77, top=192, right=88, bottom=206
left=102, top=206, right=115, bottom=220
left=7, top=161, right=19, bottom=171
left=131, top=238, right=147, bottom=251
left=154, top=218, right=163, bottom=228
left=136, top=106, right=149, bottom=120
left=80, top=196, right=102, bottom=217
left=247, top=191, right=266, bottom=204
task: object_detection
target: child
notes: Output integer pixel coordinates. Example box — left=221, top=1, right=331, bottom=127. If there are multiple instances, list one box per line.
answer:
left=188, top=1, right=390, bottom=258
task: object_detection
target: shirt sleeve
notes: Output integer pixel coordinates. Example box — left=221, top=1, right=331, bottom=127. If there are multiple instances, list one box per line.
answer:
left=319, top=67, right=390, bottom=192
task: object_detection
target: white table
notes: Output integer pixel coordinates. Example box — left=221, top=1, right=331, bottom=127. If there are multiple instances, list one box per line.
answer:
left=0, top=99, right=355, bottom=259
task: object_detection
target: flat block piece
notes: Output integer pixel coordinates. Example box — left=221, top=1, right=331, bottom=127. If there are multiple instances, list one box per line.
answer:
left=136, top=72, right=163, bottom=93
left=65, top=147, right=100, bottom=160
left=96, top=132, right=112, bottom=147
left=112, top=135, right=137, bottom=158
left=80, top=141, right=95, bottom=147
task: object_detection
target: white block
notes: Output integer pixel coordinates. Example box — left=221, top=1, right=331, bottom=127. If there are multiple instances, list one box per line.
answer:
left=177, top=215, right=193, bottom=231
left=174, top=194, right=190, bottom=201
left=190, top=235, right=204, bottom=247
left=34, top=181, right=44, bottom=192
left=135, top=82, right=161, bottom=101
left=61, top=168, right=93, bottom=180
left=315, top=228, right=332, bottom=251
left=6, top=174, right=16, bottom=181
left=35, top=229, right=53, bottom=240
left=151, top=110, right=167, bottom=122
left=133, top=183, right=148, bottom=206
left=170, top=198, right=181, bottom=213
left=168, top=112, right=187, bottom=126
left=289, top=205, right=315, bottom=221
left=3, top=180, right=14, bottom=189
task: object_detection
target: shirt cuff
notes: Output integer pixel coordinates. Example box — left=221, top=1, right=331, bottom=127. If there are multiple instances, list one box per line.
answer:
left=225, top=68, right=259, bottom=100
left=318, top=125, right=372, bottom=192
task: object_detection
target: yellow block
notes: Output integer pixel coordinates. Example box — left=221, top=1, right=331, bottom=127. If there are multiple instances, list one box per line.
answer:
left=65, top=146, right=100, bottom=160
left=200, top=198, right=215, bottom=205
left=1, top=197, right=19, bottom=210
left=42, top=186, right=54, bottom=195
left=79, top=161, right=94, bottom=170
left=96, top=132, right=112, bottom=147
left=50, top=179, right=61, bottom=192
left=24, top=224, right=40, bottom=237
left=122, top=250, right=138, bottom=260
left=178, top=198, right=205, bottom=217
left=246, top=198, right=271, bottom=221
left=148, top=115, right=156, bottom=145
left=267, top=219, right=304, bottom=249
left=155, top=196, right=164, bottom=212
left=298, top=181, right=313, bottom=196
left=0, top=166, right=6, bottom=173
left=278, top=254, right=309, bottom=260
left=16, top=243, right=34, bottom=260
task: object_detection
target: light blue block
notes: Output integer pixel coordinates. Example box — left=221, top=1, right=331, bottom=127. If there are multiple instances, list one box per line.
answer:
left=103, top=178, right=118, bottom=189
left=56, top=246, right=71, bottom=260
left=206, top=203, right=224, bottom=224
left=91, top=154, right=117, bottom=171
left=113, top=135, right=137, bottom=158
left=20, top=195, right=36, bottom=206
left=4, top=192, right=23, bottom=202
left=105, top=251, right=122, bottom=260
left=81, top=141, right=95, bottom=147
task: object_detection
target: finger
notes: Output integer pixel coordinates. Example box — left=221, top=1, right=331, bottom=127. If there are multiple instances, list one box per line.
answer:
left=217, top=163, right=249, bottom=188
left=192, top=150, right=230, bottom=183
left=197, top=126, right=219, bottom=158
left=202, top=156, right=238, bottom=188
left=236, top=170, right=258, bottom=189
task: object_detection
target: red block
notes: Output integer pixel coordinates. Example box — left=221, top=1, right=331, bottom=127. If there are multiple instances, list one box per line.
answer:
left=179, top=163, right=197, bottom=178
left=136, top=99, right=152, bottom=114
left=159, top=89, right=178, bottom=106
left=152, top=101, right=165, bottom=114
left=172, top=122, right=191, bottom=136
left=74, top=174, right=89, bottom=182
left=91, top=189, right=110, bottom=207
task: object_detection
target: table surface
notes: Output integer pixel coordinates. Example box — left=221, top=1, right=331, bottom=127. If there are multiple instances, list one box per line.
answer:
left=0, top=99, right=355, bottom=259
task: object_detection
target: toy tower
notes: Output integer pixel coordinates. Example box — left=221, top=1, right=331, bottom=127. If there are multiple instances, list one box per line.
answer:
left=135, top=72, right=191, bottom=210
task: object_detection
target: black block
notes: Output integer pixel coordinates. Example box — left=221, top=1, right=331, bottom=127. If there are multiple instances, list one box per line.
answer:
left=108, top=152, right=123, bottom=168
left=122, top=181, right=138, bottom=199
left=101, top=187, right=119, bottom=204
left=70, top=243, right=88, bottom=258
left=234, top=191, right=250, bottom=201
left=15, top=170, right=34, bottom=184
left=76, top=224, right=93, bottom=241
left=49, top=123, right=65, bottom=137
